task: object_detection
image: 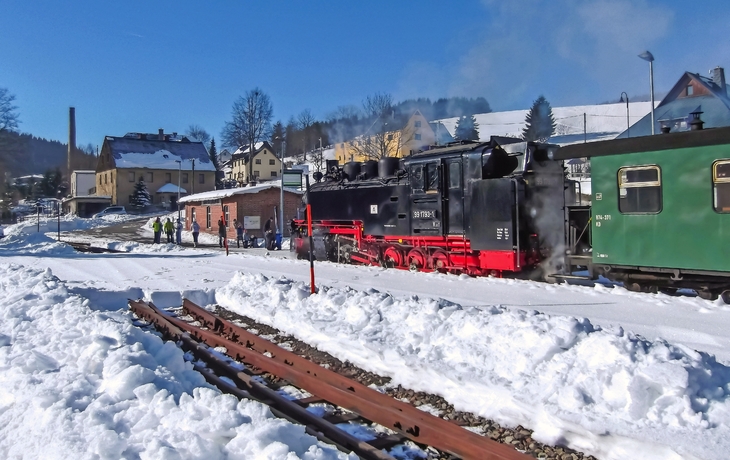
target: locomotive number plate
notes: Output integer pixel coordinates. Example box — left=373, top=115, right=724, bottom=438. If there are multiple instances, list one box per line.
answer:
left=413, top=210, right=436, bottom=219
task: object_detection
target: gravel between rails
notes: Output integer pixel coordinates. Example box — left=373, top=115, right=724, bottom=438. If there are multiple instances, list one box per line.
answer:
left=214, top=306, right=598, bottom=460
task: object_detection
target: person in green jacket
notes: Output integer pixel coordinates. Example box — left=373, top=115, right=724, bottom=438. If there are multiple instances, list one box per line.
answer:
left=164, top=218, right=174, bottom=243
left=152, top=217, right=162, bottom=244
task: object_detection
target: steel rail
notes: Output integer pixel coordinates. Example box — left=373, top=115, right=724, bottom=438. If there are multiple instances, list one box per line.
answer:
left=179, top=299, right=528, bottom=460
left=129, top=299, right=395, bottom=460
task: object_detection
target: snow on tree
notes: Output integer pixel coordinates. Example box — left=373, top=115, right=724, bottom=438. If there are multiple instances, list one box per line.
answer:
left=129, top=178, right=152, bottom=209
left=522, top=95, right=556, bottom=142
left=454, top=114, right=480, bottom=141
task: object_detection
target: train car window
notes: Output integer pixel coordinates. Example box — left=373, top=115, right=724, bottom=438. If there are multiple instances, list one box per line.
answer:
left=617, top=165, right=662, bottom=214
left=712, top=160, right=730, bottom=212
left=426, top=163, right=439, bottom=192
left=411, top=164, right=424, bottom=192
left=449, top=162, right=461, bottom=189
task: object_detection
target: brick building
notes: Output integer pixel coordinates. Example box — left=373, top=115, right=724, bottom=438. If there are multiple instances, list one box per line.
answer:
left=179, top=182, right=303, bottom=240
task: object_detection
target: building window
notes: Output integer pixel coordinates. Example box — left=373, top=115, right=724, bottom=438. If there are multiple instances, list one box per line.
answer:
left=128, top=172, right=135, bottom=182
left=271, top=171, right=277, bottom=177
left=206, top=206, right=211, bottom=228
left=415, top=120, right=421, bottom=128
left=254, top=170, right=260, bottom=178
left=618, top=165, right=662, bottom=214
left=255, top=159, right=262, bottom=164
left=341, top=143, right=345, bottom=148
left=269, top=159, right=276, bottom=165
left=713, top=160, right=730, bottom=212
left=111, top=173, right=114, bottom=184
left=387, top=134, right=393, bottom=141
left=224, top=205, right=230, bottom=227
left=199, top=174, right=205, bottom=184
left=146, top=172, right=153, bottom=182
left=104, top=173, right=108, bottom=184
left=687, top=85, right=694, bottom=96
left=415, top=133, right=422, bottom=141
left=165, top=173, right=172, bottom=183
left=182, top=173, right=189, bottom=183
left=99, top=175, right=102, bottom=185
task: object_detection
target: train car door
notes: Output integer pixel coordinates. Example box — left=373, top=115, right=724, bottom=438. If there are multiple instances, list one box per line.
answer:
left=409, top=161, right=442, bottom=235
left=445, top=159, right=464, bottom=234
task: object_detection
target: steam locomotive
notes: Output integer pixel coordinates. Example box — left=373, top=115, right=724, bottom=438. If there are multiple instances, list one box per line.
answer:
left=293, top=137, right=570, bottom=279
left=293, top=125, right=730, bottom=301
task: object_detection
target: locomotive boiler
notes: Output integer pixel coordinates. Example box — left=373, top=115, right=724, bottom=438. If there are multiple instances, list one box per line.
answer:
left=293, top=137, right=569, bottom=278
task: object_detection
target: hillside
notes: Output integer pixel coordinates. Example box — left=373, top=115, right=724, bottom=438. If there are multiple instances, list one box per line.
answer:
left=0, top=132, right=97, bottom=178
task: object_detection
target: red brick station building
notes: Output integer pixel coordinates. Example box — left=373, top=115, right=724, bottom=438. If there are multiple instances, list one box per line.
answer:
left=179, top=183, right=303, bottom=240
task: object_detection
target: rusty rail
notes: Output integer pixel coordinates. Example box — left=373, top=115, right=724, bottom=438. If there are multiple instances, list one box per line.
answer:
left=130, top=299, right=529, bottom=460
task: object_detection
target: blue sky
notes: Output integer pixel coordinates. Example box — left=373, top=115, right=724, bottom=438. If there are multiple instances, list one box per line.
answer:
left=1, top=0, right=728, bottom=148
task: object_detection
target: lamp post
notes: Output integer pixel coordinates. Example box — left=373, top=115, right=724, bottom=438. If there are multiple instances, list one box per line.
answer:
left=638, top=51, right=655, bottom=134
left=175, top=160, right=182, bottom=221
left=620, top=92, right=630, bottom=138
left=279, top=140, right=285, bottom=237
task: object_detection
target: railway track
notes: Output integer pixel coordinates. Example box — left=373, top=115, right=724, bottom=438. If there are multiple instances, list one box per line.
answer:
left=129, top=298, right=529, bottom=460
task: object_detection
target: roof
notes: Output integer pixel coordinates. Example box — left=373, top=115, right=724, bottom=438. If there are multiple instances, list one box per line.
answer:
left=555, top=125, right=730, bottom=160
left=179, top=181, right=303, bottom=204
left=105, top=136, right=216, bottom=171
left=230, top=142, right=277, bottom=163
left=616, top=71, right=730, bottom=138
left=156, top=183, right=188, bottom=194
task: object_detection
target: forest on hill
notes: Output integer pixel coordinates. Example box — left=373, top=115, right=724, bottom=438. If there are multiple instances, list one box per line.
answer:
left=0, top=131, right=97, bottom=179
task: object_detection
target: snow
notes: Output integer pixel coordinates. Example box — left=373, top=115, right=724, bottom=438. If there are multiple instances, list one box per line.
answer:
left=114, top=150, right=216, bottom=171
left=437, top=102, right=654, bottom=144
left=179, top=181, right=303, bottom=204
left=156, top=183, right=188, bottom=194
left=2, top=215, right=730, bottom=459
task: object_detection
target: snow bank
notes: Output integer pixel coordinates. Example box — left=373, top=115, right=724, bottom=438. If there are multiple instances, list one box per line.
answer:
left=216, top=272, right=730, bottom=460
left=0, top=264, right=354, bottom=459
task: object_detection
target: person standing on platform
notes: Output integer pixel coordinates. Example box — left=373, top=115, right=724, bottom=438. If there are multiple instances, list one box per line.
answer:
left=175, top=218, right=183, bottom=245
left=218, top=218, right=226, bottom=248
left=236, top=220, right=245, bottom=248
left=191, top=219, right=200, bottom=247
left=152, top=217, right=162, bottom=244
left=164, top=218, right=174, bottom=243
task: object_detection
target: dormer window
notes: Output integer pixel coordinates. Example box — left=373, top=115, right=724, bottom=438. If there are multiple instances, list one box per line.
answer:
left=163, top=154, right=169, bottom=159
left=686, top=85, right=694, bottom=96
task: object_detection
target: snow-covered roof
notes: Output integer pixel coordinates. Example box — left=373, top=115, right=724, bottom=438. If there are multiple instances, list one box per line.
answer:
left=156, top=183, right=188, bottom=194
left=233, top=142, right=265, bottom=155
left=179, top=181, right=303, bottom=204
left=106, top=136, right=216, bottom=171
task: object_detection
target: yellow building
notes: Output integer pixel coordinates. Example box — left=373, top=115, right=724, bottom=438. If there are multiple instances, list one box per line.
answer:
left=229, top=141, right=282, bottom=185
left=334, top=110, right=437, bottom=163
left=95, top=130, right=216, bottom=208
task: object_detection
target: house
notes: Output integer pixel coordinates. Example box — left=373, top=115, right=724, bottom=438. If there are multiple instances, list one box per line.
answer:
left=179, top=182, right=303, bottom=240
left=618, top=66, right=730, bottom=137
left=334, top=110, right=437, bottom=163
left=228, top=142, right=282, bottom=186
left=95, top=130, right=216, bottom=208
left=61, top=170, right=111, bottom=217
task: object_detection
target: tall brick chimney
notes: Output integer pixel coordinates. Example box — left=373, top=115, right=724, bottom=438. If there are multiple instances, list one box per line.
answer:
left=158, top=128, right=164, bottom=140
left=68, top=107, right=76, bottom=178
left=711, top=67, right=726, bottom=93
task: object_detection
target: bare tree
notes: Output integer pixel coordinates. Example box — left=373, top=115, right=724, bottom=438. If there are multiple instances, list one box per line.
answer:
left=185, top=124, right=211, bottom=145
left=297, top=109, right=315, bottom=160
left=221, top=88, right=273, bottom=183
left=345, top=92, right=404, bottom=160
left=0, top=88, right=20, bottom=133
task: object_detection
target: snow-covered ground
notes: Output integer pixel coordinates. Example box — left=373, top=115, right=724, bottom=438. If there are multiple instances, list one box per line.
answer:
left=2, top=216, right=729, bottom=460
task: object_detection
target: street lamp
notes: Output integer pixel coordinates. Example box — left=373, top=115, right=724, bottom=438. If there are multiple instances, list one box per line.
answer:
left=620, top=92, right=630, bottom=138
left=279, top=140, right=285, bottom=239
left=638, top=50, right=655, bottom=134
left=175, top=160, right=182, bottom=221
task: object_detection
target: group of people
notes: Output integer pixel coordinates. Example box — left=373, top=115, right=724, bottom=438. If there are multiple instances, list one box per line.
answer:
left=152, top=217, right=184, bottom=245
left=151, top=215, right=278, bottom=250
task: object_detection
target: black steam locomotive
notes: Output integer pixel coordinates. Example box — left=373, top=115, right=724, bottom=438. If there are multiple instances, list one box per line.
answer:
left=293, top=137, right=571, bottom=278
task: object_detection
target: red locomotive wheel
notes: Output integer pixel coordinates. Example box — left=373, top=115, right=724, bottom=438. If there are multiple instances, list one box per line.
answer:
left=383, top=246, right=403, bottom=268
left=431, top=250, right=450, bottom=273
left=407, top=249, right=426, bottom=272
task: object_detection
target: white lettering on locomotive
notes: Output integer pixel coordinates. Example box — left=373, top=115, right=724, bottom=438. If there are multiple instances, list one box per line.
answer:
left=413, top=210, right=436, bottom=219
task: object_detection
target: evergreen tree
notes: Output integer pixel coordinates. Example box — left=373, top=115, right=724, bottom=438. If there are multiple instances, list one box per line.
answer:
left=522, top=95, right=556, bottom=142
left=208, top=138, right=223, bottom=189
left=270, top=121, right=285, bottom=155
left=454, top=114, right=480, bottom=141
left=129, top=178, right=152, bottom=210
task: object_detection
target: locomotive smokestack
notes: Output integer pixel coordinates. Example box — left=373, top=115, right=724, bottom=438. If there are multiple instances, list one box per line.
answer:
left=68, top=107, right=76, bottom=178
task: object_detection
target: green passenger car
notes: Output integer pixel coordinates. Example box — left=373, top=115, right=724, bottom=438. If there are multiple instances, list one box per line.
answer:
left=558, top=126, right=730, bottom=299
